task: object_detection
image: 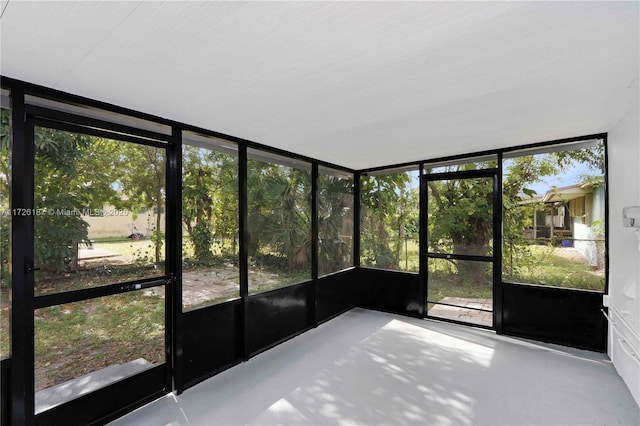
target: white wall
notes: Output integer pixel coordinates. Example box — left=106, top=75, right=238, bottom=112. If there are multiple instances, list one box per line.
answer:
left=607, top=94, right=640, bottom=407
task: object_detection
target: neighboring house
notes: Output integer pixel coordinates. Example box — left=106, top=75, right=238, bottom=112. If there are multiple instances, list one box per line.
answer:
left=523, top=179, right=605, bottom=267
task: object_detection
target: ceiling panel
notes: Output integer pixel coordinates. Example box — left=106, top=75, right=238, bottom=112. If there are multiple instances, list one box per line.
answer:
left=1, top=1, right=637, bottom=169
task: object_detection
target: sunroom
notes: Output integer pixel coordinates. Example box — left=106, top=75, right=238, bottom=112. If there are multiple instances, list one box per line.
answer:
left=0, top=2, right=638, bottom=425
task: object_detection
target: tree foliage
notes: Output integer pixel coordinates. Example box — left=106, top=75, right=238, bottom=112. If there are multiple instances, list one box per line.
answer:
left=426, top=146, right=604, bottom=284
left=6, top=123, right=170, bottom=276
left=360, top=172, right=418, bottom=270
left=1, top=105, right=605, bottom=291
left=180, top=150, right=355, bottom=278
left=318, top=173, right=354, bottom=275
left=247, top=160, right=311, bottom=272
left=116, top=145, right=166, bottom=265
left=0, top=110, right=10, bottom=285
left=358, top=145, right=605, bottom=284
left=34, top=128, right=119, bottom=273
left=501, top=154, right=557, bottom=278
left=182, top=146, right=238, bottom=261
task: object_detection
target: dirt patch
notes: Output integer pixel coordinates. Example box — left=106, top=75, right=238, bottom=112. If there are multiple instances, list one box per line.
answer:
left=164, top=265, right=285, bottom=308
left=552, top=247, right=589, bottom=263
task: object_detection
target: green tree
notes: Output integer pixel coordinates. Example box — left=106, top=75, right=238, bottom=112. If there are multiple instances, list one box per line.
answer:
left=502, top=155, right=557, bottom=279
left=182, top=146, right=238, bottom=261
left=426, top=146, right=604, bottom=284
left=318, top=174, right=354, bottom=275
left=117, top=145, right=166, bottom=266
left=428, top=174, right=493, bottom=280
left=247, top=161, right=311, bottom=271
left=360, top=173, right=416, bottom=269
left=34, top=128, right=120, bottom=273
left=0, top=110, right=10, bottom=285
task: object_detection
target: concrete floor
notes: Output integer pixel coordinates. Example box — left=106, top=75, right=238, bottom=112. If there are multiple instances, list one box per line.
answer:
left=111, top=308, right=640, bottom=426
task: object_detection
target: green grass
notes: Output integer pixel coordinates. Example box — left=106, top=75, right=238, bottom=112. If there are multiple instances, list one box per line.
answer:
left=426, top=243, right=604, bottom=306
left=91, top=239, right=164, bottom=259
left=91, top=236, right=139, bottom=243
left=428, top=277, right=493, bottom=300
left=503, top=245, right=604, bottom=291
left=403, top=239, right=420, bottom=272
left=34, top=291, right=164, bottom=391
left=182, top=267, right=309, bottom=311
left=361, top=239, right=420, bottom=272
left=0, top=287, right=9, bottom=359
left=427, top=258, right=493, bottom=305
left=248, top=269, right=311, bottom=295
left=33, top=239, right=165, bottom=295
left=0, top=239, right=605, bottom=378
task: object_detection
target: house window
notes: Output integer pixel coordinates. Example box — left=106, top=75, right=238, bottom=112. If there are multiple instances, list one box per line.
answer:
left=569, top=197, right=586, bottom=224
left=502, top=139, right=606, bottom=292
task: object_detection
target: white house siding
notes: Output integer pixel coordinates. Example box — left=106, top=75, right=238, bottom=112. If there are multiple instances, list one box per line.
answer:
left=607, top=93, right=639, bottom=407
left=573, top=186, right=606, bottom=267
left=573, top=222, right=598, bottom=267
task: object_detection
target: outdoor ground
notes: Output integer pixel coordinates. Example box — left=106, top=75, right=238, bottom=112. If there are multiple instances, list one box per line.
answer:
left=428, top=297, right=493, bottom=326
left=0, top=238, right=606, bottom=391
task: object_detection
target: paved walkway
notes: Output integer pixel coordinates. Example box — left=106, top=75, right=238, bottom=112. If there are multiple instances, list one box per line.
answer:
left=145, top=265, right=283, bottom=307
left=429, top=297, right=493, bottom=327
left=180, top=266, right=242, bottom=306
left=151, top=267, right=496, bottom=323
left=141, top=260, right=494, bottom=326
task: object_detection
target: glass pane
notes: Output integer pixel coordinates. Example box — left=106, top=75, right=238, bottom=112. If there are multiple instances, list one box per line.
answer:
left=360, top=169, right=419, bottom=271
left=427, top=258, right=493, bottom=327
left=318, top=168, right=354, bottom=276
left=424, top=156, right=498, bottom=174
left=247, top=149, right=311, bottom=294
left=34, top=287, right=165, bottom=413
left=0, top=106, right=10, bottom=359
left=182, top=136, right=239, bottom=310
left=427, top=177, right=494, bottom=256
left=34, top=127, right=166, bottom=296
left=502, top=140, right=606, bottom=291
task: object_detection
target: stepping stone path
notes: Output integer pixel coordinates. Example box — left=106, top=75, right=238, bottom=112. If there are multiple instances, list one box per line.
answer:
left=148, top=269, right=495, bottom=326
left=144, top=265, right=283, bottom=307
left=429, top=297, right=493, bottom=327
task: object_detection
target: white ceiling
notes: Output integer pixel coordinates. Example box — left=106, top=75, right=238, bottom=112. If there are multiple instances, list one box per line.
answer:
left=1, top=1, right=638, bottom=170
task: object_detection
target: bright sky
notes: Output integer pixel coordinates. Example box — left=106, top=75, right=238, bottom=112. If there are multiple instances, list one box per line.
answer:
left=528, top=161, right=596, bottom=196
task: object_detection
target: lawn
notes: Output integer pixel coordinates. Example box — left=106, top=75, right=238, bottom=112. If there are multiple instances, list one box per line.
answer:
left=33, top=238, right=165, bottom=295
left=402, top=238, right=420, bottom=272
left=0, top=286, right=9, bottom=359
left=426, top=243, right=605, bottom=306
left=34, top=290, right=164, bottom=391
left=427, top=257, right=493, bottom=304
left=362, top=238, right=420, bottom=272
left=1, top=238, right=167, bottom=362
left=248, top=269, right=312, bottom=295
left=0, top=238, right=605, bottom=387
left=503, top=244, right=604, bottom=291
left=91, top=238, right=165, bottom=258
